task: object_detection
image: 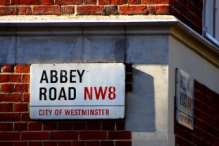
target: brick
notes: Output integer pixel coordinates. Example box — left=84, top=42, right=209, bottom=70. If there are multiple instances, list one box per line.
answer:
left=28, top=122, right=42, bottom=131
left=41, top=0, right=53, bottom=5
left=14, top=123, right=27, bottom=131
left=115, top=141, right=131, bottom=146
left=18, top=6, right=32, bottom=15
left=61, top=6, right=75, bottom=14
left=0, top=0, right=10, bottom=5
left=0, top=103, right=13, bottom=112
left=116, top=121, right=125, bottom=130
left=194, top=81, right=205, bottom=92
left=55, top=0, right=82, bottom=4
left=11, top=0, right=38, bottom=4
left=119, top=6, right=148, bottom=15
left=84, top=0, right=96, bottom=4
left=105, top=6, right=118, bottom=15
left=1, top=65, right=14, bottom=72
left=206, top=88, right=217, bottom=99
left=126, top=74, right=132, bottom=82
left=212, top=128, right=219, bottom=137
left=15, top=65, right=30, bottom=73
left=14, top=142, right=28, bottom=146
left=22, top=74, right=30, bottom=83
left=0, top=142, right=13, bottom=146
left=102, top=122, right=115, bottom=130
left=9, top=75, right=22, bottom=82
left=128, top=0, right=140, bottom=4
left=111, top=0, right=125, bottom=4
left=73, top=122, right=86, bottom=130
left=126, top=64, right=132, bottom=72
left=99, top=0, right=110, bottom=5
left=80, top=132, right=107, bottom=140
left=44, top=141, right=57, bottom=146
left=29, top=142, right=42, bottom=146
left=175, top=135, right=181, bottom=145
left=1, top=84, right=15, bottom=92
left=200, top=112, right=209, bottom=121
left=43, top=122, right=57, bottom=130
left=22, top=132, right=49, bottom=140
left=194, top=118, right=206, bottom=130
left=15, top=103, right=28, bottom=112
left=22, top=113, right=31, bottom=121
left=0, top=7, right=17, bottom=15
left=0, top=75, right=9, bottom=82
left=194, top=90, right=205, bottom=101
left=0, top=123, right=13, bottom=131
left=23, top=93, right=30, bottom=102
left=149, top=5, right=157, bottom=14
left=87, top=121, right=101, bottom=130
left=77, top=6, right=104, bottom=15
left=194, top=108, right=200, bottom=118
left=126, top=84, right=132, bottom=92
left=58, top=122, right=72, bottom=130
left=58, top=141, right=71, bottom=146
left=192, top=135, right=202, bottom=145
left=50, top=132, right=78, bottom=140
left=108, top=132, right=131, bottom=140
left=33, top=6, right=61, bottom=15
left=0, top=132, right=20, bottom=140
left=213, top=138, right=219, bottom=146
left=86, top=141, right=100, bottom=146
left=194, top=99, right=204, bottom=110
left=72, top=141, right=85, bottom=146
left=142, top=0, right=169, bottom=4
left=101, top=141, right=114, bottom=146
left=15, top=84, right=29, bottom=92
left=0, top=113, right=20, bottom=121
left=0, top=94, right=23, bottom=102
left=156, top=5, right=169, bottom=14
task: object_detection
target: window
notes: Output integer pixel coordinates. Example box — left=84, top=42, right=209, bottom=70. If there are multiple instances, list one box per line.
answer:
left=203, top=0, right=219, bottom=46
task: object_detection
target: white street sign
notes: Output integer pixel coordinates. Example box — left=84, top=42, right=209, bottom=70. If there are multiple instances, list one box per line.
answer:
left=30, top=63, right=125, bottom=120
left=176, top=68, right=194, bottom=130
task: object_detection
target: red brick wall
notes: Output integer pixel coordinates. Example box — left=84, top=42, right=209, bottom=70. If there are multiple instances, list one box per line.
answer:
left=0, top=0, right=169, bottom=15
left=169, top=0, right=203, bottom=34
left=0, top=0, right=205, bottom=35
left=0, top=64, right=131, bottom=146
left=175, top=80, right=219, bottom=146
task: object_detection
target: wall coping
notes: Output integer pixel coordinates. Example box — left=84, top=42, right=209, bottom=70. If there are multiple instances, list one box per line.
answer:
left=0, top=15, right=218, bottom=67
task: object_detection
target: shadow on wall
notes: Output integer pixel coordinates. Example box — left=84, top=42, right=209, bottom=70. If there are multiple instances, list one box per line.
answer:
left=125, top=66, right=155, bottom=132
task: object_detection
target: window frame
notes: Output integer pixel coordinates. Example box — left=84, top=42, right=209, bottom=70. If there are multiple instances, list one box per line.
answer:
left=203, top=0, right=219, bottom=46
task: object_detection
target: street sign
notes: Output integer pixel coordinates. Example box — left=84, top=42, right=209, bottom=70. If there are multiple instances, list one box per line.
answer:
left=176, top=68, right=194, bottom=130
left=30, top=63, right=125, bottom=120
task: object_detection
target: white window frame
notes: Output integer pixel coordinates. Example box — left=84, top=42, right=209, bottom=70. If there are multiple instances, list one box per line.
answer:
left=203, top=0, right=219, bottom=46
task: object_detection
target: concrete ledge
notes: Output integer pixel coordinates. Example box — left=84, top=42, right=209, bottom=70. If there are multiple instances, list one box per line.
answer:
left=0, top=15, right=177, bottom=23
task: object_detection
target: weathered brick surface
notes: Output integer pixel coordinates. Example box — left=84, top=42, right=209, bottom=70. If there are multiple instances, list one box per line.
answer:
left=0, top=64, right=131, bottom=145
left=0, top=6, right=17, bottom=15
left=32, top=6, right=61, bottom=15
left=77, top=6, right=104, bottom=15
left=61, top=6, right=75, bottom=14
left=0, top=0, right=10, bottom=5
left=119, top=6, right=148, bottom=15
left=175, top=80, right=219, bottom=146
left=18, top=6, right=32, bottom=15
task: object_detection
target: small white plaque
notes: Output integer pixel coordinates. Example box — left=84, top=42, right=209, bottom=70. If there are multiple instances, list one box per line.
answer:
left=30, top=63, right=125, bottom=120
left=176, top=69, right=194, bottom=130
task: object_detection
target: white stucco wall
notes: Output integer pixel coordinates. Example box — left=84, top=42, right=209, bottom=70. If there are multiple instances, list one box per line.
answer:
left=168, top=36, right=219, bottom=146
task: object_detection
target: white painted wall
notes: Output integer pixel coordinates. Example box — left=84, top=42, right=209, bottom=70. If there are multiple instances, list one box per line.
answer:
left=168, top=36, right=219, bottom=146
